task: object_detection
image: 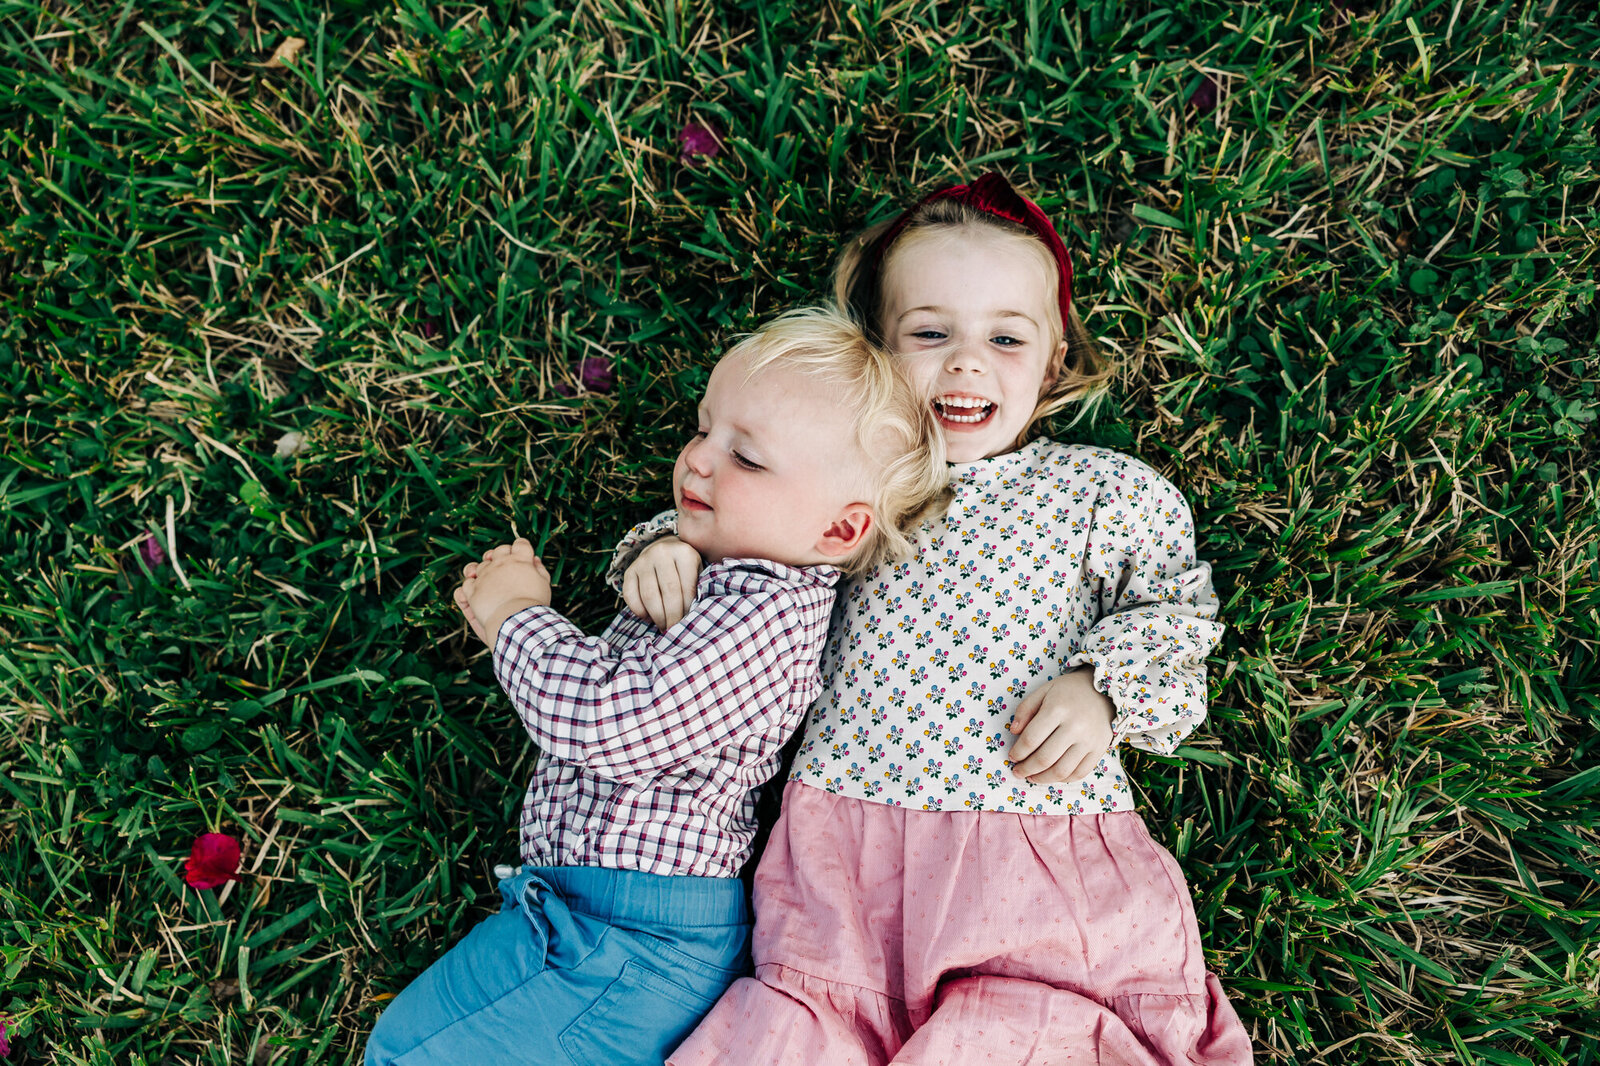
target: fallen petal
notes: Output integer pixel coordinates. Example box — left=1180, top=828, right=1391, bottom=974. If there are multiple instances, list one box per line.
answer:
left=140, top=534, right=167, bottom=568
left=580, top=355, right=615, bottom=393
left=1188, top=75, right=1219, bottom=114
left=677, top=121, right=723, bottom=166
left=184, top=832, right=243, bottom=890
left=275, top=430, right=309, bottom=459
left=267, top=37, right=306, bottom=68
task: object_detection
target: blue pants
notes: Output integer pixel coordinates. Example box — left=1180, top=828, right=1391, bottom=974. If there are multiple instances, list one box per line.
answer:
left=364, top=866, right=752, bottom=1066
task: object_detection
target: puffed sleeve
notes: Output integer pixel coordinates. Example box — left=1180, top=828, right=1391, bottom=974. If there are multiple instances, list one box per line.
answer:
left=603, top=509, right=679, bottom=592
left=1066, top=454, right=1226, bottom=754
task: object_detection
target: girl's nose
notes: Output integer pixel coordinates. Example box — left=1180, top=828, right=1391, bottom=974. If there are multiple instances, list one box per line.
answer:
left=942, top=338, right=986, bottom=375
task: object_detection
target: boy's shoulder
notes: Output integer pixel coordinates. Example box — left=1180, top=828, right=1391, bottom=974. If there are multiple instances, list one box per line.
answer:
left=702, top=557, right=841, bottom=596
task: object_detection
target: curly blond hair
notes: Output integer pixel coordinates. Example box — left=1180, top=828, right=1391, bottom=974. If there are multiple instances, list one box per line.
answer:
left=723, top=306, right=950, bottom=575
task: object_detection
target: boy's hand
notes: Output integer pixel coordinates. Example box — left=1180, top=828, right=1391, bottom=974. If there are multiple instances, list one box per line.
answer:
left=1007, top=669, right=1116, bottom=784
left=454, top=538, right=552, bottom=646
left=622, top=535, right=702, bottom=629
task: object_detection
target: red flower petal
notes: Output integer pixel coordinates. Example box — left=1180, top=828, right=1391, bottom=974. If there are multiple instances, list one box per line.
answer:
left=676, top=121, right=723, bottom=166
left=184, top=832, right=242, bottom=890
left=140, top=534, right=166, bottom=568
left=1188, top=75, right=1219, bottom=114
left=579, top=355, right=615, bottom=393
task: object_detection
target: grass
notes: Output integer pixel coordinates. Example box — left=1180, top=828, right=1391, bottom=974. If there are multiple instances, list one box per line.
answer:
left=1, top=0, right=1597, bottom=1062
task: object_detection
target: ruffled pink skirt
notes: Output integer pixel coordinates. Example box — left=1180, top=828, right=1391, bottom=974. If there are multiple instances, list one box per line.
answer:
left=670, top=782, right=1251, bottom=1065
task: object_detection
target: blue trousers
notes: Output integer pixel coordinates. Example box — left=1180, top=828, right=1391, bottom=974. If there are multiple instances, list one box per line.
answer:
left=364, top=866, right=752, bottom=1066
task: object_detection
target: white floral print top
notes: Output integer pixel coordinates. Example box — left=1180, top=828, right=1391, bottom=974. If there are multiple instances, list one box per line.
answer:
left=790, top=439, right=1225, bottom=814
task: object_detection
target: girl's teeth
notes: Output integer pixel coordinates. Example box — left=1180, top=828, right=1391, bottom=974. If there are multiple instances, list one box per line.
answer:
left=936, top=398, right=993, bottom=424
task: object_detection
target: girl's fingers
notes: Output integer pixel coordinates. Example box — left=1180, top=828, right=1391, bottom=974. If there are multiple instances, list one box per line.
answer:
left=1008, top=700, right=1057, bottom=761
left=1063, top=746, right=1104, bottom=783
left=1008, top=688, right=1046, bottom=735
left=638, top=576, right=668, bottom=629
left=1012, top=723, right=1073, bottom=777
left=655, top=568, right=683, bottom=626
left=672, top=554, right=700, bottom=622
left=622, top=572, right=646, bottom=620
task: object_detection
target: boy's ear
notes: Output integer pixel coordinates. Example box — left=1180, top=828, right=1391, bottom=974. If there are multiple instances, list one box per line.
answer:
left=815, top=504, right=875, bottom=559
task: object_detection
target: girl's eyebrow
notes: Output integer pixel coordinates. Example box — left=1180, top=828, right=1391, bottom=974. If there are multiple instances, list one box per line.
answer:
left=897, top=306, right=1039, bottom=327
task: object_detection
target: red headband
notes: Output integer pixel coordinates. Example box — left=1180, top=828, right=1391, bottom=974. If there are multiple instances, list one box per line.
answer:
left=866, top=172, right=1074, bottom=329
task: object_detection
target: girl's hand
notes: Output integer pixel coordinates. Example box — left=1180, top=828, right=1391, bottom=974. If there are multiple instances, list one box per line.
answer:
left=1008, top=669, right=1116, bottom=783
left=453, top=538, right=552, bottom=645
left=622, top=535, right=702, bottom=629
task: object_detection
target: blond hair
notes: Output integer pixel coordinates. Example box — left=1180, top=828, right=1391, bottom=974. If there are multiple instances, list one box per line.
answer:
left=723, top=307, right=950, bottom=575
left=834, top=196, right=1115, bottom=443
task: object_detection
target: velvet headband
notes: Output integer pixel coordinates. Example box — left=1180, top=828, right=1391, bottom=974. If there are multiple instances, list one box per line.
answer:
left=865, top=172, right=1075, bottom=330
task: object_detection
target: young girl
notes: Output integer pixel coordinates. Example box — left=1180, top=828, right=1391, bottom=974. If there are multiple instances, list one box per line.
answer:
left=627, top=173, right=1252, bottom=1064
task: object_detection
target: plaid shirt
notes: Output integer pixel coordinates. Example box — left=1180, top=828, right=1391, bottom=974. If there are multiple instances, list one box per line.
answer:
left=493, top=541, right=839, bottom=878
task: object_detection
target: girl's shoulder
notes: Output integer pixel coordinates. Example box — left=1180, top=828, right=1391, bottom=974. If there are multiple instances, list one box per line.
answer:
left=1024, top=439, right=1192, bottom=509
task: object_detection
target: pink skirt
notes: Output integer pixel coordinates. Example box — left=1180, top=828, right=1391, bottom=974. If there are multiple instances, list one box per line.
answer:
left=670, top=782, right=1251, bottom=1065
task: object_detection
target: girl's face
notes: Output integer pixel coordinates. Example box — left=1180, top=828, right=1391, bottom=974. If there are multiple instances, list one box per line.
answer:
left=880, top=229, right=1061, bottom=463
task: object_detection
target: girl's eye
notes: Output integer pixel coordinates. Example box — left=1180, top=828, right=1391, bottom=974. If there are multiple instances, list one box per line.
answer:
left=732, top=451, right=763, bottom=471
left=991, top=335, right=1022, bottom=347
left=909, top=329, right=947, bottom=341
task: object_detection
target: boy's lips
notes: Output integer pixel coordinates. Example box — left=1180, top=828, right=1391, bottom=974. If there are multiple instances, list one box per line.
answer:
left=679, top=489, right=712, bottom=512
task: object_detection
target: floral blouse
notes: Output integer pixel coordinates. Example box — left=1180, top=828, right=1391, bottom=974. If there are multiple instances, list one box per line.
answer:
left=790, top=439, right=1225, bottom=814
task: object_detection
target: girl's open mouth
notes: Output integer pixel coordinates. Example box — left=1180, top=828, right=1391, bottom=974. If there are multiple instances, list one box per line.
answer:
left=933, top=397, right=996, bottom=426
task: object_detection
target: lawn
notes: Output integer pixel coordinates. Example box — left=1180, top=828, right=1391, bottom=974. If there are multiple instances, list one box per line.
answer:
left=2, top=0, right=1597, bottom=1062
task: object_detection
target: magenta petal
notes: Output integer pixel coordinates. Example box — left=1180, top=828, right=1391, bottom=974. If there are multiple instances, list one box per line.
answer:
left=579, top=355, right=615, bottom=393
left=676, top=121, right=723, bottom=165
left=184, top=832, right=242, bottom=890
left=1188, top=75, right=1219, bottom=114
left=140, top=534, right=166, bottom=568
left=0, top=1019, right=9, bottom=1058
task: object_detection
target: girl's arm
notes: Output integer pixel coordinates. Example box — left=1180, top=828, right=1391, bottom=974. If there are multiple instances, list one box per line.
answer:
left=604, top=509, right=678, bottom=590
left=605, top=509, right=703, bottom=629
left=1067, top=460, right=1226, bottom=754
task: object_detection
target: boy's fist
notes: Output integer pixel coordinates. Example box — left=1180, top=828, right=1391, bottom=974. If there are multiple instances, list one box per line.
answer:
left=454, top=538, right=552, bottom=645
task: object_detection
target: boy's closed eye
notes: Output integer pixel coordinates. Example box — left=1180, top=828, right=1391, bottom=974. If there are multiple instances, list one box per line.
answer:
left=692, top=430, right=765, bottom=472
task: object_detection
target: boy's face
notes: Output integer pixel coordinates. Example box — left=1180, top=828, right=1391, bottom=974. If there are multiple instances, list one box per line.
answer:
left=673, top=352, right=869, bottom=568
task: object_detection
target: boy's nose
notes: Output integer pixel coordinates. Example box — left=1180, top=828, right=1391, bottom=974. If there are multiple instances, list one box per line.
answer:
left=682, top=437, right=715, bottom=476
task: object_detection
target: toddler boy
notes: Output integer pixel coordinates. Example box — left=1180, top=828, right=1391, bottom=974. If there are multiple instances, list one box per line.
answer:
left=365, top=307, right=946, bottom=1066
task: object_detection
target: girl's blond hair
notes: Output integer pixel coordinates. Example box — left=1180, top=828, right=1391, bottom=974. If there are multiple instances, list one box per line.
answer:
left=724, top=307, right=950, bottom=575
left=834, top=196, right=1115, bottom=442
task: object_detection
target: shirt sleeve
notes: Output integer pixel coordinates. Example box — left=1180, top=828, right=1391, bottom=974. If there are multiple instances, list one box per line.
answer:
left=490, top=582, right=798, bottom=782
left=1066, top=458, right=1226, bottom=754
left=603, top=509, right=679, bottom=593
